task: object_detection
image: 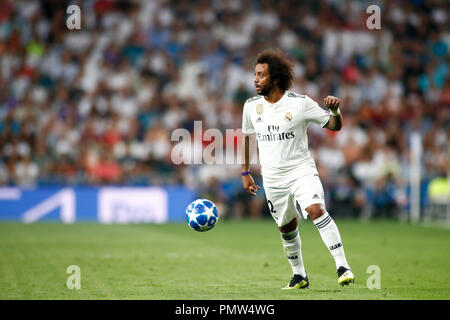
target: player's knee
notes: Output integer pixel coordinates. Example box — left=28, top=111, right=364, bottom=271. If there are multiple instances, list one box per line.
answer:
left=306, top=204, right=325, bottom=220
left=279, top=218, right=297, bottom=233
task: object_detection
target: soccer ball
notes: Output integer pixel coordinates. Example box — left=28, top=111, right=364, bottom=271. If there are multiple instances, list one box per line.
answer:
left=185, top=199, right=219, bottom=232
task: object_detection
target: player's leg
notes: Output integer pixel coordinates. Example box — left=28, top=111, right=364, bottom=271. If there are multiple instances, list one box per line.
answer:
left=306, top=204, right=354, bottom=285
left=279, top=217, right=309, bottom=289
left=293, top=174, right=354, bottom=286
left=264, top=185, right=308, bottom=289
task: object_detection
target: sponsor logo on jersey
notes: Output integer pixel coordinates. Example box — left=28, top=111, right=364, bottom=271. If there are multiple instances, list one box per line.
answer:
left=257, top=131, right=295, bottom=142
left=284, top=112, right=293, bottom=121
left=256, top=104, right=263, bottom=115
left=287, top=255, right=298, bottom=260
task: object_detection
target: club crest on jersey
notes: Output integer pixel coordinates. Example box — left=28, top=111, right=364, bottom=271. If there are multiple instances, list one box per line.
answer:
left=284, top=112, right=293, bottom=121
left=256, top=104, right=263, bottom=115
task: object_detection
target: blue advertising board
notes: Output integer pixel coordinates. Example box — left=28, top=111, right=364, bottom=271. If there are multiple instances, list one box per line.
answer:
left=0, top=186, right=196, bottom=223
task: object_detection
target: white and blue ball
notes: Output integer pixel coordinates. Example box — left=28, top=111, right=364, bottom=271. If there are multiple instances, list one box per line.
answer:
left=185, top=199, right=219, bottom=232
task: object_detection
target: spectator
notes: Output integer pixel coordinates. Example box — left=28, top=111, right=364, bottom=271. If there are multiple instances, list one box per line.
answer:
left=0, top=0, right=448, bottom=221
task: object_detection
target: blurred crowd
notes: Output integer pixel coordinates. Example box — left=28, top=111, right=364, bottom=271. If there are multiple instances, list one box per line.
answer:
left=0, top=0, right=448, bottom=219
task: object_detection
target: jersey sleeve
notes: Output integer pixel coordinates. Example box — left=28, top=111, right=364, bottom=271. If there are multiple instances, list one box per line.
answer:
left=303, top=95, right=331, bottom=127
left=241, top=101, right=255, bottom=135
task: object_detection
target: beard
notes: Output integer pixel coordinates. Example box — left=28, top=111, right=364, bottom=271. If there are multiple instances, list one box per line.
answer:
left=259, top=81, right=274, bottom=96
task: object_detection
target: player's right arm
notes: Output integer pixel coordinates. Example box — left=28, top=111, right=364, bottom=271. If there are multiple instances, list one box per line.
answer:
left=241, top=133, right=260, bottom=196
left=241, top=100, right=260, bottom=196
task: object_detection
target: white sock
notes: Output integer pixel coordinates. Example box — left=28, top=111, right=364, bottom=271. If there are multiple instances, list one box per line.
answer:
left=281, top=228, right=306, bottom=277
left=313, top=212, right=350, bottom=270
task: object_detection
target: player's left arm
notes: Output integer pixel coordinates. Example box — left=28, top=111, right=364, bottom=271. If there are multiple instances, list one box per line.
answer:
left=323, top=95, right=342, bottom=131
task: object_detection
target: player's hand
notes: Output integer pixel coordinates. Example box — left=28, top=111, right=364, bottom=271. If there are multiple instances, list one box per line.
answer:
left=324, top=96, right=340, bottom=111
left=242, top=174, right=260, bottom=196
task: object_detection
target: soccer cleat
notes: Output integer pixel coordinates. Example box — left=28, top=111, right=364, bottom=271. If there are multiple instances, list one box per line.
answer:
left=337, top=266, right=355, bottom=286
left=282, top=274, right=309, bottom=290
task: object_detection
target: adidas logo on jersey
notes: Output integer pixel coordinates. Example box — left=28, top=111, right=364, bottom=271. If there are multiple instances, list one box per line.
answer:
left=257, top=116, right=262, bottom=122
left=312, top=194, right=319, bottom=199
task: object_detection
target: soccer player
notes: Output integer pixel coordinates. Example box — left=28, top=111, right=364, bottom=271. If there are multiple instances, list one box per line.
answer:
left=241, top=49, right=355, bottom=289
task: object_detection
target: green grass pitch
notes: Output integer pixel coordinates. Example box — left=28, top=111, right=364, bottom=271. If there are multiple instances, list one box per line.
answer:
left=0, top=219, right=449, bottom=300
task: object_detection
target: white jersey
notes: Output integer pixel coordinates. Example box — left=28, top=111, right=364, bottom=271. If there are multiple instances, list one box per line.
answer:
left=242, top=91, right=331, bottom=182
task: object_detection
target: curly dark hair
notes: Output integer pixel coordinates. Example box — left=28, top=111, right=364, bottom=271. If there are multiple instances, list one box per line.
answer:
left=255, top=49, right=294, bottom=91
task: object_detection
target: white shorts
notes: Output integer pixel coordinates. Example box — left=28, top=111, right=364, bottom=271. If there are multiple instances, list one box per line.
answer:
left=263, top=174, right=326, bottom=227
